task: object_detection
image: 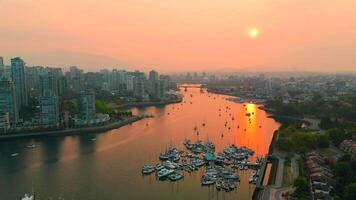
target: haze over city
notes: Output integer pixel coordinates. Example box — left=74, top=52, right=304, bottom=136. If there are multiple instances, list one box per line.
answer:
left=1, top=0, right=355, bottom=72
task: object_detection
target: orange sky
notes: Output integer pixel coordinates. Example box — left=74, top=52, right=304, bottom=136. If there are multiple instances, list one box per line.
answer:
left=1, top=0, right=355, bottom=72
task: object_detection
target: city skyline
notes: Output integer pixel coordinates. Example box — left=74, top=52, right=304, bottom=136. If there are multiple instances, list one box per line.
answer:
left=1, top=0, right=355, bottom=72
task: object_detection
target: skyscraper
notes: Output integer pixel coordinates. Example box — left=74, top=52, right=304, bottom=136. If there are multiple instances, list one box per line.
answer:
left=149, top=70, right=158, bottom=82
left=39, top=72, right=59, bottom=126
left=0, top=77, right=18, bottom=129
left=11, top=57, right=28, bottom=109
left=39, top=90, right=59, bottom=126
left=0, top=56, right=4, bottom=77
left=77, top=89, right=96, bottom=120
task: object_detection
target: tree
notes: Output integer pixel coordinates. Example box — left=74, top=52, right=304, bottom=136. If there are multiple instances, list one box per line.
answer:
left=344, top=183, right=356, bottom=200
left=327, top=128, right=346, bottom=146
left=316, top=134, right=330, bottom=148
left=293, top=176, right=309, bottom=198
left=335, top=161, right=353, bottom=189
left=95, top=100, right=113, bottom=114
left=276, top=137, right=294, bottom=152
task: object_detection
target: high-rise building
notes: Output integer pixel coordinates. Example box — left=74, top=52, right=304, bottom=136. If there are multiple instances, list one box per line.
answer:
left=39, top=90, right=59, bottom=126
left=149, top=70, right=158, bottom=82
left=133, top=76, right=145, bottom=99
left=0, top=56, right=3, bottom=67
left=26, top=66, right=41, bottom=97
left=126, top=75, right=135, bottom=92
left=39, top=72, right=59, bottom=126
left=69, top=66, right=83, bottom=92
left=11, top=57, right=28, bottom=109
left=0, top=77, right=18, bottom=129
left=0, top=56, right=5, bottom=77
left=77, top=89, right=96, bottom=120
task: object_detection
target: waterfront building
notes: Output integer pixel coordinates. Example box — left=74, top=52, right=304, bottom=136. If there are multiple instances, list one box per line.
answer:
left=11, top=57, right=28, bottom=109
left=39, top=90, right=59, bottom=126
left=133, top=76, right=146, bottom=99
left=26, top=66, right=41, bottom=97
left=77, top=89, right=96, bottom=120
left=0, top=77, right=18, bottom=128
left=39, top=72, right=59, bottom=126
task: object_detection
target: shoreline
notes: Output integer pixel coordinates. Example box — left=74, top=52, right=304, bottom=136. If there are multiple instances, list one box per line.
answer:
left=0, top=116, right=146, bottom=140
left=111, top=98, right=182, bottom=109
left=0, top=98, right=183, bottom=140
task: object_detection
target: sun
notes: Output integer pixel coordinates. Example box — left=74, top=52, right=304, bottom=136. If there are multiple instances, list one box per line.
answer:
left=248, top=28, right=260, bottom=38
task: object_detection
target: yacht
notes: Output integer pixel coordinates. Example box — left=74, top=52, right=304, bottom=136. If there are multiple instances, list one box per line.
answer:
left=155, top=164, right=164, bottom=171
left=142, top=165, right=155, bottom=175
left=21, top=194, right=34, bottom=200
left=11, top=153, right=19, bottom=157
left=156, top=168, right=174, bottom=179
left=26, top=144, right=36, bottom=148
left=169, top=172, right=183, bottom=181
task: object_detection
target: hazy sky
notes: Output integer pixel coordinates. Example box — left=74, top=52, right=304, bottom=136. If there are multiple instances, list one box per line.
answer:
left=1, top=0, right=355, bottom=72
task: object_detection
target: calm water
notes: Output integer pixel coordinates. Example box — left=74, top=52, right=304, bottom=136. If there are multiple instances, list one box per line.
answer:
left=0, top=87, right=280, bottom=200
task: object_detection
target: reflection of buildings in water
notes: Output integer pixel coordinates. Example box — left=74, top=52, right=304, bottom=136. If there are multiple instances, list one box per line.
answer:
left=78, top=134, right=98, bottom=154
left=39, top=137, right=62, bottom=163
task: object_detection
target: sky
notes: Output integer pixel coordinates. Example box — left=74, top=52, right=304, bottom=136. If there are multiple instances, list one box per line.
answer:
left=0, top=0, right=355, bottom=72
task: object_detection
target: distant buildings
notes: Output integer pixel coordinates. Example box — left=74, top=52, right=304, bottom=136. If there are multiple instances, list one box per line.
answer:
left=77, top=89, right=96, bottom=121
left=149, top=70, right=158, bottom=82
left=39, top=71, right=59, bottom=126
left=0, top=77, right=18, bottom=129
left=11, top=57, right=28, bottom=109
left=0, top=55, right=172, bottom=133
left=304, top=151, right=334, bottom=200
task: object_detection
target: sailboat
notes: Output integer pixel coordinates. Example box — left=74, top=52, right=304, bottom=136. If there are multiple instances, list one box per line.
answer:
left=21, top=184, right=35, bottom=200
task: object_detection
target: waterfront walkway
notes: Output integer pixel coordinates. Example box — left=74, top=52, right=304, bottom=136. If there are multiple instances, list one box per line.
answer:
left=0, top=116, right=146, bottom=139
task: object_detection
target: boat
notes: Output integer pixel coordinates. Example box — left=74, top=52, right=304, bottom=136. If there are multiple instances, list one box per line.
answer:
left=21, top=194, right=34, bottom=200
left=11, top=153, right=19, bottom=157
left=156, top=168, right=174, bottom=179
left=142, top=165, right=155, bottom=175
left=169, top=172, right=183, bottom=181
left=163, top=161, right=177, bottom=169
left=159, top=154, right=169, bottom=160
left=26, top=144, right=36, bottom=148
left=201, top=179, right=215, bottom=186
left=215, top=180, right=222, bottom=190
left=155, top=164, right=164, bottom=171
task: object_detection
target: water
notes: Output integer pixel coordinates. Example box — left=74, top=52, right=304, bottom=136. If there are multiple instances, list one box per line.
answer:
left=0, top=87, right=280, bottom=199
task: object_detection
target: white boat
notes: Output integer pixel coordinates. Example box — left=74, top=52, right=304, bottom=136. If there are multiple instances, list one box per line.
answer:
left=142, top=165, right=155, bottom=175
left=11, top=153, right=19, bottom=157
left=169, top=172, right=183, bottom=181
left=155, top=164, right=164, bottom=171
left=21, top=194, right=34, bottom=200
left=156, top=168, right=174, bottom=178
left=201, top=179, right=215, bottom=186
left=163, top=161, right=176, bottom=169
left=26, top=144, right=36, bottom=148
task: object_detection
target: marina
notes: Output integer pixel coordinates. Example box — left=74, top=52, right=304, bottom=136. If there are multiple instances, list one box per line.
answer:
left=0, top=87, right=280, bottom=200
left=142, top=139, right=264, bottom=192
